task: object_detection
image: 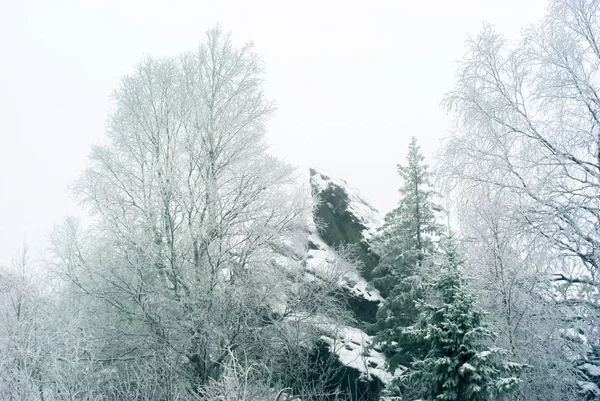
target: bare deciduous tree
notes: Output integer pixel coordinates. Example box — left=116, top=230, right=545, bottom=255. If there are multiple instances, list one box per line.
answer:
left=0, top=242, right=48, bottom=401
left=440, top=0, right=600, bottom=397
left=443, top=0, right=600, bottom=293
left=448, top=186, right=585, bottom=400
left=46, top=26, right=349, bottom=400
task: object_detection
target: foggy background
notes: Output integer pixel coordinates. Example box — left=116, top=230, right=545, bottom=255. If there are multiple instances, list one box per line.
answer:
left=0, top=0, right=546, bottom=262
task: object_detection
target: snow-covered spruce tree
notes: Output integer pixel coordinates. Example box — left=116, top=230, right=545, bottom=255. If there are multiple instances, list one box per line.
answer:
left=401, top=234, right=525, bottom=401
left=370, top=137, right=442, bottom=370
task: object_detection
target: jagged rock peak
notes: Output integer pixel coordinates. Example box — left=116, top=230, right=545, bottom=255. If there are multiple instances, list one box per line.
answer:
left=308, top=168, right=382, bottom=240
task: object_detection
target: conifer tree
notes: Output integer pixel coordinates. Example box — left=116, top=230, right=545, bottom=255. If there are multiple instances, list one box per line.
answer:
left=402, top=234, right=524, bottom=401
left=370, top=137, right=442, bottom=369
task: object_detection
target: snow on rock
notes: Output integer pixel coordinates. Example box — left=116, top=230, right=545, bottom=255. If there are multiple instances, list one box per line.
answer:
left=320, top=325, right=393, bottom=384
left=300, top=227, right=390, bottom=384
left=305, top=168, right=384, bottom=304
left=309, top=168, right=383, bottom=240
left=268, top=168, right=392, bottom=390
left=286, top=313, right=395, bottom=385
left=342, top=270, right=382, bottom=303
left=306, top=230, right=383, bottom=304
left=580, top=381, right=600, bottom=397
left=582, top=363, right=600, bottom=377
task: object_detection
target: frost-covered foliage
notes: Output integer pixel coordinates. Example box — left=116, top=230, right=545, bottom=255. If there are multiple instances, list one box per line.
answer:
left=400, top=235, right=525, bottom=401
left=0, top=244, right=47, bottom=401
left=40, top=27, right=353, bottom=400
left=7, top=0, right=600, bottom=399
left=305, top=231, right=383, bottom=305
left=440, top=0, right=600, bottom=398
left=370, top=137, right=442, bottom=295
left=446, top=185, right=588, bottom=400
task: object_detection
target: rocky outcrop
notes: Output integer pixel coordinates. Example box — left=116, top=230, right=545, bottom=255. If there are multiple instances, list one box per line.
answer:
left=301, top=168, right=392, bottom=400
left=309, top=169, right=380, bottom=281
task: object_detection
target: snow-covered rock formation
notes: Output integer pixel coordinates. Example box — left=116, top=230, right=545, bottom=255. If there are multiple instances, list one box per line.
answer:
left=263, top=167, right=395, bottom=400
left=299, top=168, right=395, bottom=398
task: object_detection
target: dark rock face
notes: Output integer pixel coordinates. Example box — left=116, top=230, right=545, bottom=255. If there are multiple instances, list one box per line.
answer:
left=306, top=168, right=387, bottom=400
left=341, top=290, right=379, bottom=327
left=309, top=168, right=381, bottom=327
left=313, top=341, right=385, bottom=401
left=309, top=169, right=380, bottom=281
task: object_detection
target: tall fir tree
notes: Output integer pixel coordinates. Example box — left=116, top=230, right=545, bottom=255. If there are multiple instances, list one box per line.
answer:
left=401, top=234, right=525, bottom=401
left=370, top=137, right=442, bottom=370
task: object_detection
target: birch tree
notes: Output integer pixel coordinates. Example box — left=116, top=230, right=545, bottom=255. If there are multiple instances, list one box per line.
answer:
left=449, top=186, right=585, bottom=400
left=49, top=26, right=346, bottom=399
left=0, top=243, right=48, bottom=401
left=441, top=0, right=600, bottom=397
left=443, top=0, right=600, bottom=306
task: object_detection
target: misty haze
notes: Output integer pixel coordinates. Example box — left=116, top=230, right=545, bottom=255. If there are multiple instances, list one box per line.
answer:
left=1, top=0, right=599, bottom=400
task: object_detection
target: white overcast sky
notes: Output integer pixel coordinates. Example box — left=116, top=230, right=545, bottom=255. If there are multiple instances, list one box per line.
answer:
left=0, top=0, right=548, bottom=263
